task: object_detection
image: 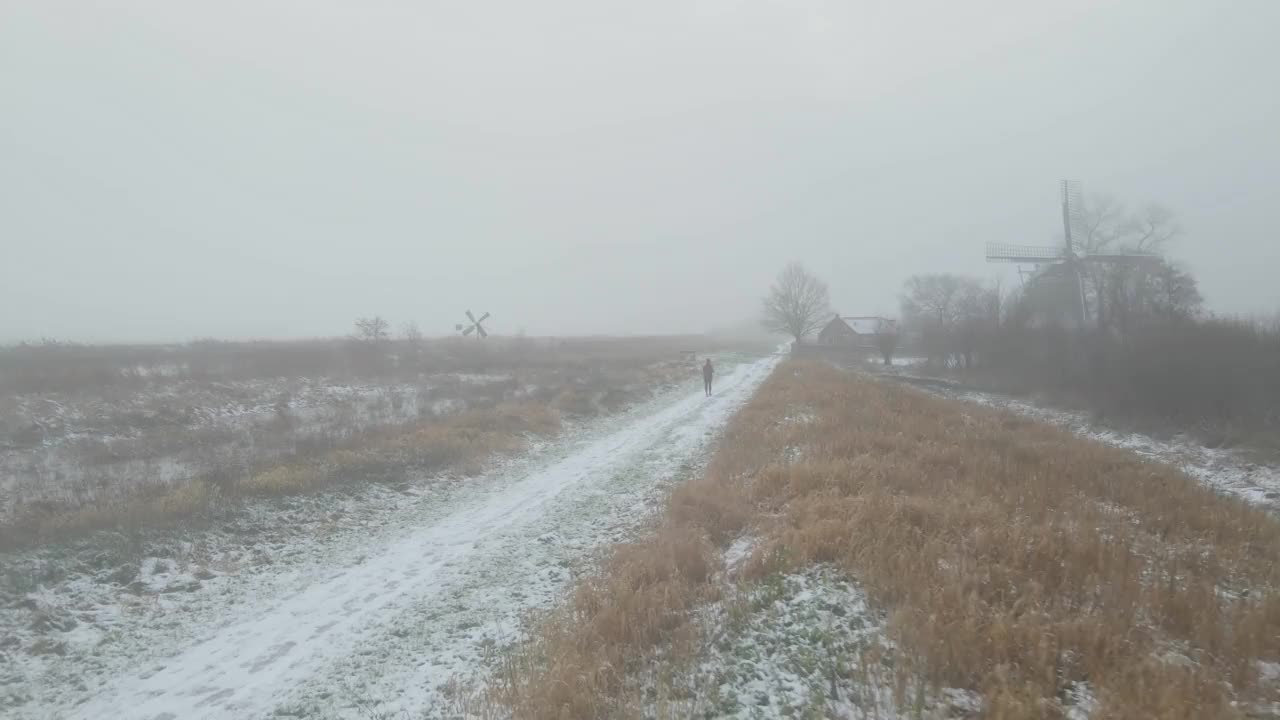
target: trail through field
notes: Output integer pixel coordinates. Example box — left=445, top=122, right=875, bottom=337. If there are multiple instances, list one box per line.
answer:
left=60, top=353, right=779, bottom=720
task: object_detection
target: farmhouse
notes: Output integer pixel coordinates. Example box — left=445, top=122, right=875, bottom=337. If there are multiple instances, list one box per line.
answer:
left=816, top=315, right=894, bottom=350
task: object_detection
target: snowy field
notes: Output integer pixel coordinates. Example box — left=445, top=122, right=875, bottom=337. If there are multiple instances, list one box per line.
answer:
left=0, top=373, right=514, bottom=518
left=3, top=352, right=779, bottom=719
left=0, top=351, right=697, bottom=526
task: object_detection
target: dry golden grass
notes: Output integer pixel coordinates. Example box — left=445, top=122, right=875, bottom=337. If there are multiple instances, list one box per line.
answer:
left=497, top=360, right=1280, bottom=719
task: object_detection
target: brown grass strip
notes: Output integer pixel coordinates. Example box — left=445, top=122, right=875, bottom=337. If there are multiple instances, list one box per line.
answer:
left=496, top=360, right=1280, bottom=719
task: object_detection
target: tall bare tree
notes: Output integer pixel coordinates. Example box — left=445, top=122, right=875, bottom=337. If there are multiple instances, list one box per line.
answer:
left=400, top=321, right=424, bottom=366
left=1078, top=195, right=1182, bottom=330
left=401, top=321, right=423, bottom=346
left=901, top=274, right=997, bottom=368
left=761, top=263, right=831, bottom=344
left=354, top=316, right=390, bottom=346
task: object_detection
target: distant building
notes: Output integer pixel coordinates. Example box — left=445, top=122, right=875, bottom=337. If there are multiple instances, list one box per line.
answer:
left=816, top=315, right=895, bottom=350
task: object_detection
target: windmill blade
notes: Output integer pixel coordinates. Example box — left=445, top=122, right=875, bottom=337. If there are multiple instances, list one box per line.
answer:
left=986, top=242, right=1065, bottom=263
left=462, top=325, right=475, bottom=336
left=466, top=310, right=477, bottom=323
left=477, top=325, right=488, bottom=339
left=1061, top=179, right=1085, bottom=255
left=477, top=312, right=490, bottom=323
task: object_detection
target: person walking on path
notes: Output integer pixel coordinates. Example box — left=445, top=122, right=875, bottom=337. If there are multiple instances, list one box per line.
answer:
left=702, top=358, right=714, bottom=397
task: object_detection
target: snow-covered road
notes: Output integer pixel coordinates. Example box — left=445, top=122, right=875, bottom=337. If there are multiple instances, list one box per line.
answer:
left=62, top=352, right=778, bottom=720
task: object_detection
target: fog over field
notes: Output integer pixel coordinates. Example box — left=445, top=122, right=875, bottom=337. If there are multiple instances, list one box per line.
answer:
left=7, top=5, right=1280, bottom=717
left=3, top=1, right=1278, bottom=342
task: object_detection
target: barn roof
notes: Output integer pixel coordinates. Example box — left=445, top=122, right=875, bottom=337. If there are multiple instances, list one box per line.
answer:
left=841, top=317, right=887, bottom=334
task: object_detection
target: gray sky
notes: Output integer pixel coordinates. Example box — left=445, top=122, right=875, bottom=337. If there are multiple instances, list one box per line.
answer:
left=3, top=1, right=1278, bottom=343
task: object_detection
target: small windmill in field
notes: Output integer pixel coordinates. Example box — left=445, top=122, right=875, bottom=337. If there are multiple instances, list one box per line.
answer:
left=986, top=180, right=1157, bottom=327
left=456, top=310, right=491, bottom=338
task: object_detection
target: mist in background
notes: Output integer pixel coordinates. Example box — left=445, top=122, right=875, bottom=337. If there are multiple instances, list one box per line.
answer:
left=3, top=1, right=1277, bottom=343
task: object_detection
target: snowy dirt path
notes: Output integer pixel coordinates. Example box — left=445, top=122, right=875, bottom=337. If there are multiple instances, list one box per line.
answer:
left=62, top=353, right=779, bottom=720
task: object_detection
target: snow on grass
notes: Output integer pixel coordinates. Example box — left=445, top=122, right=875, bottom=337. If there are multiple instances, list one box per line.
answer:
left=886, top=373, right=1280, bottom=514
left=780, top=408, right=817, bottom=427
left=865, top=355, right=928, bottom=368
left=955, top=390, right=1280, bottom=512
left=682, top=565, right=1099, bottom=720
left=2, top=371, right=532, bottom=517
left=723, top=535, right=758, bottom=572
left=689, top=567, right=898, bottom=719
left=1063, top=681, right=1098, bottom=720
left=1, top=353, right=778, bottom=720
left=445, top=372, right=514, bottom=385
left=683, top=566, right=992, bottom=720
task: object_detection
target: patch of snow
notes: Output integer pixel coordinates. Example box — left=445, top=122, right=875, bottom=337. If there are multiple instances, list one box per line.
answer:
left=780, top=409, right=817, bottom=427
left=430, top=397, right=465, bottom=417
left=683, top=566, right=977, bottom=719
left=446, top=372, right=513, bottom=385
left=866, top=355, right=928, bottom=368
left=1063, top=681, right=1097, bottom=720
left=723, top=535, right=758, bottom=572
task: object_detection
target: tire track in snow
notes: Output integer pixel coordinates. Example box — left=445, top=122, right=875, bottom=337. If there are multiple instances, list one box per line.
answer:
left=69, top=353, right=780, bottom=720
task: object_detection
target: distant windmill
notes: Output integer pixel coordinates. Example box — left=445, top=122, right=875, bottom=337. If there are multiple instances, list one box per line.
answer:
left=455, top=310, right=491, bottom=338
left=986, top=180, right=1157, bottom=327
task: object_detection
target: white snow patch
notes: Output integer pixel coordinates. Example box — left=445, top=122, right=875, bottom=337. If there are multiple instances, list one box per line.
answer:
left=723, top=535, right=758, bottom=572
left=445, top=372, right=513, bottom=385
left=780, top=408, right=817, bottom=426
left=1063, top=681, right=1097, bottom=720
left=683, top=566, right=978, bottom=719
left=867, top=355, right=928, bottom=368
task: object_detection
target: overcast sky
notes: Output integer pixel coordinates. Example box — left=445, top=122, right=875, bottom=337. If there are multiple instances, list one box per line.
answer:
left=2, top=1, right=1277, bottom=343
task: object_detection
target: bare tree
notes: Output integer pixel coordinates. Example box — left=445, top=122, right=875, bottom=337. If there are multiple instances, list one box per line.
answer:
left=1078, top=195, right=1182, bottom=330
left=400, top=321, right=424, bottom=368
left=354, top=316, right=390, bottom=346
left=901, top=275, right=964, bottom=329
left=761, top=263, right=831, bottom=344
left=1148, top=261, right=1202, bottom=322
left=875, top=318, right=899, bottom=365
left=401, top=321, right=423, bottom=346
left=953, top=280, right=1001, bottom=369
left=901, top=274, right=995, bottom=368
left=1101, top=258, right=1203, bottom=331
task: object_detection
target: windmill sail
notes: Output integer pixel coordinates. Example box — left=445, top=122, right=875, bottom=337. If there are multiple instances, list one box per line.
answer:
left=985, top=180, right=1096, bottom=329
left=1061, top=180, right=1086, bottom=256
left=986, top=243, right=1066, bottom=263
left=458, top=309, right=491, bottom=338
